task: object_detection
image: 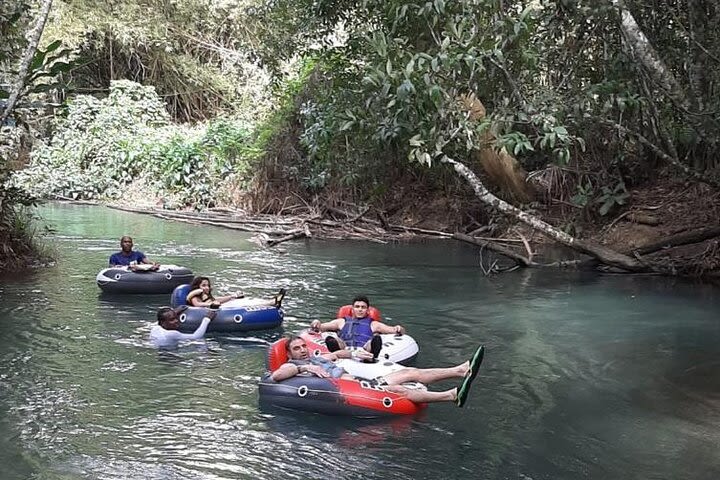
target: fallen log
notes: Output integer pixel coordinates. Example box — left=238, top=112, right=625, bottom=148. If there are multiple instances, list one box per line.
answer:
left=624, top=212, right=660, bottom=226
left=453, top=233, right=534, bottom=267
left=632, top=226, right=720, bottom=256
left=443, top=157, right=648, bottom=273
left=264, top=229, right=308, bottom=247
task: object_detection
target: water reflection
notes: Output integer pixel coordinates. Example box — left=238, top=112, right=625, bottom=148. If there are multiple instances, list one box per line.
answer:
left=0, top=203, right=718, bottom=479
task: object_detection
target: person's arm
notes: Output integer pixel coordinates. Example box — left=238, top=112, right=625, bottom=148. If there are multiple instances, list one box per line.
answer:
left=371, top=321, right=405, bottom=335
left=320, top=349, right=355, bottom=361
left=185, top=315, right=213, bottom=339
left=138, top=252, right=160, bottom=270
left=309, top=318, right=345, bottom=332
left=271, top=362, right=302, bottom=381
left=272, top=361, right=331, bottom=381
left=187, top=289, right=217, bottom=307
left=189, top=296, right=212, bottom=307
left=215, top=292, right=242, bottom=304
left=166, top=316, right=212, bottom=341
left=151, top=316, right=213, bottom=346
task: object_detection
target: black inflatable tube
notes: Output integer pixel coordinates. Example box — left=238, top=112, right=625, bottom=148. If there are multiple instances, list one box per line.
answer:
left=97, top=267, right=194, bottom=294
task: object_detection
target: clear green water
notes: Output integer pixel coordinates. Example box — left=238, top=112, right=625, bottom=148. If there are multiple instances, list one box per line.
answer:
left=1, top=203, right=718, bottom=479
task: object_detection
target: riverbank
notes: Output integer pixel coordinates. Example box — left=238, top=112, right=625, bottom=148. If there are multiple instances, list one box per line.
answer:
left=42, top=170, right=720, bottom=281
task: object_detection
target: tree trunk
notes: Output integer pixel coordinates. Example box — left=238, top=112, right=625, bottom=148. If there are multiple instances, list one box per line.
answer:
left=611, top=0, right=690, bottom=111
left=442, top=156, right=648, bottom=272
left=612, top=0, right=717, bottom=150
left=0, top=0, right=54, bottom=124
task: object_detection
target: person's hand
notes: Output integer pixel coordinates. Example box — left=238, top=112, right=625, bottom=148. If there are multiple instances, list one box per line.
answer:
left=234, top=290, right=244, bottom=299
left=151, top=262, right=160, bottom=271
left=205, top=309, right=217, bottom=320
left=310, top=320, right=321, bottom=331
left=351, top=349, right=373, bottom=361
left=393, top=325, right=405, bottom=335
left=305, top=364, right=329, bottom=378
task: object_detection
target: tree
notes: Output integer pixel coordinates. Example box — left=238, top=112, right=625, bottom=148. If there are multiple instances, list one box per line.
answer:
left=252, top=0, right=720, bottom=276
left=1, top=0, right=53, bottom=124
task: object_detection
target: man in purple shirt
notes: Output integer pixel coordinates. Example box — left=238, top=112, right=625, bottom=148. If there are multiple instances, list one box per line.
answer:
left=109, top=236, right=159, bottom=271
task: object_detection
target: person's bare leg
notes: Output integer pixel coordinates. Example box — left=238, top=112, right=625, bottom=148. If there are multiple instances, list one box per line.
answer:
left=385, top=385, right=457, bottom=403
left=384, top=362, right=469, bottom=385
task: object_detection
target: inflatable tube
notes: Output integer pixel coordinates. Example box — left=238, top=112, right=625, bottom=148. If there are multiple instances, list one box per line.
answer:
left=259, top=338, right=426, bottom=417
left=96, top=265, right=194, bottom=294
left=300, top=329, right=419, bottom=365
left=170, top=284, right=283, bottom=333
left=258, top=373, right=425, bottom=417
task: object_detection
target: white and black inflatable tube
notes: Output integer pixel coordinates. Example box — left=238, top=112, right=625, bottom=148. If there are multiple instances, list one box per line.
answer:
left=96, top=265, right=194, bottom=294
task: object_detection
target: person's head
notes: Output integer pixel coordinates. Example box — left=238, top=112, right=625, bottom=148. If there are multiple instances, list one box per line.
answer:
left=351, top=295, right=370, bottom=318
left=190, top=276, right=212, bottom=294
left=285, top=335, right=309, bottom=360
left=120, top=236, right=133, bottom=253
left=157, top=306, right=184, bottom=330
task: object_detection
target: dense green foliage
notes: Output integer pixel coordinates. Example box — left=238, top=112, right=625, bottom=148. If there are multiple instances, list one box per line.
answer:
left=45, top=0, right=271, bottom=122
left=11, top=80, right=256, bottom=207
left=252, top=0, right=720, bottom=214
left=3, top=0, right=720, bottom=271
left=1, top=0, right=55, bottom=269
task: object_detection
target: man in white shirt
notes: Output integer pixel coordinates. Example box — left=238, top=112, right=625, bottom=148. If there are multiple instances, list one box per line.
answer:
left=150, top=305, right=216, bottom=348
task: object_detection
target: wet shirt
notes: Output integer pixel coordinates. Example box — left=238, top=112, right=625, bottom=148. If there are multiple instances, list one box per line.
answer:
left=150, top=317, right=211, bottom=348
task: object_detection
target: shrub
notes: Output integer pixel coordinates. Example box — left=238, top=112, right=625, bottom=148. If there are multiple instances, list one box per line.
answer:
left=11, top=80, right=256, bottom=207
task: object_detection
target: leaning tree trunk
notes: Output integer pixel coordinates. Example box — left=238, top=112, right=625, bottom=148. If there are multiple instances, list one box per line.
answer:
left=442, top=157, right=648, bottom=272
left=0, top=0, right=54, bottom=124
left=610, top=0, right=690, bottom=111
left=611, top=0, right=718, bottom=150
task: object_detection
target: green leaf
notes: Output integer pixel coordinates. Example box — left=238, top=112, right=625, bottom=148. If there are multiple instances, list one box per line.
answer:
left=44, top=40, right=62, bottom=54
left=405, top=57, right=415, bottom=77
left=429, top=85, right=442, bottom=104
left=29, top=49, right=48, bottom=72
left=599, top=199, right=614, bottom=216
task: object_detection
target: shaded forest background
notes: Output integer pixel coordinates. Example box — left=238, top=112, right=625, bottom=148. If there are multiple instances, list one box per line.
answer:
left=1, top=0, right=719, bottom=275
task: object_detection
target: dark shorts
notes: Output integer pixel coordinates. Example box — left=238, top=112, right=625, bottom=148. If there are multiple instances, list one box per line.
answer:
left=367, top=376, right=389, bottom=387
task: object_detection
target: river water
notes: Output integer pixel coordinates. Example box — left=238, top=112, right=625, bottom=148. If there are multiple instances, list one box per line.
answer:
left=0, top=203, right=718, bottom=479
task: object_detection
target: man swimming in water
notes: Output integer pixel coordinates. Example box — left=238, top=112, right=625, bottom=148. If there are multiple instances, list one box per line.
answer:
left=150, top=306, right=216, bottom=348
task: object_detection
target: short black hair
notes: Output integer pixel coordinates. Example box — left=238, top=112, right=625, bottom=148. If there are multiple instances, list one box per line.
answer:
left=352, top=295, right=370, bottom=306
left=157, top=307, right=175, bottom=324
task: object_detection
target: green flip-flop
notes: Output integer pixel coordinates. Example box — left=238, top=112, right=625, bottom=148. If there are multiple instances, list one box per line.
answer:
left=456, top=345, right=485, bottom=407
left=274, top=288, right=287, bottom=307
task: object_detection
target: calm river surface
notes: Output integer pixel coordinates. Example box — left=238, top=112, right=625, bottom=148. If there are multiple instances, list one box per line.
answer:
left=1, top=203, right=718, bottom=479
